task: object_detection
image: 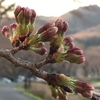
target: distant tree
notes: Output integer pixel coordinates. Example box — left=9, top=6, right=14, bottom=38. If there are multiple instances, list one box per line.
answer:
left=0, top=5, right=99, bottom=100
left=0, top=0, right=15, bottom=19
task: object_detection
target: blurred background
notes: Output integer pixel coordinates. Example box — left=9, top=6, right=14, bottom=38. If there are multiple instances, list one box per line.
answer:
left=0, top=0, right=100, bottom=100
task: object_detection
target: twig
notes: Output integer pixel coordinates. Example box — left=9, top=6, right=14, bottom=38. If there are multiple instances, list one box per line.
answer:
left=0, top=48, right=47, bottom=79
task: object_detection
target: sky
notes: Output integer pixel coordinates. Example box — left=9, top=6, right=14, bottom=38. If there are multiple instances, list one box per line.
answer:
left=4, top=0, right=100, bottom=17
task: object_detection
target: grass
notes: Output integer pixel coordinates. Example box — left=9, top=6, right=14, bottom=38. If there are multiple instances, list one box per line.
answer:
left=90, top=79, right=100, bottom=87
left=14, top=85, right=44, bottom=100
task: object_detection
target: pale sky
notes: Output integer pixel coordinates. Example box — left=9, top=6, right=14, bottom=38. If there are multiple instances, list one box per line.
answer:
left=4, top=0, right=100, bottom=17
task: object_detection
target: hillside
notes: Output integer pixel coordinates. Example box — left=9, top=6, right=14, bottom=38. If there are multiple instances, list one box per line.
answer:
left=61, top=5, right=100, bottom=34
left=72, top=24, right=100, bottom=48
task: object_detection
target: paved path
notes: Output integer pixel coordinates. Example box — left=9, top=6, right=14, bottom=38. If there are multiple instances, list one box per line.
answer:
left=0, top=83, right=35, bottom=100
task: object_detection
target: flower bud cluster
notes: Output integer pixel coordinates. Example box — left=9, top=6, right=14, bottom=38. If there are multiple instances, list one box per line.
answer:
left=74, top=80, right=95, bottom=98
left=50, top=74, right=95, bottom=99
left=50, top=36, right=85, bottom=64
left=1, top=6, right=36, bottom=48
left=1, top=6, right=86, bottom=58
left=0, top=6, right=45, bottom=55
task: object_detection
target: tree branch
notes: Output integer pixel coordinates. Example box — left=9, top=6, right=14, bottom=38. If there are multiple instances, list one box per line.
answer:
left=0, top=48, right=47, bottom=80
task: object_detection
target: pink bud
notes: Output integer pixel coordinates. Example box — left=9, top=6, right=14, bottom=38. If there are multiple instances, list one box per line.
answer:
left=14, top=5, right=22, bottom=17
left=17, top=8, right=24, bottom=24
left=55, top=18, right=68, bottom=33
left=30, top=47, right=47, bottom=55
left=30, top=9, right=36, bottom=24
left=74, top=49, right=83, bottom=55
left=64, top=53, right=85, bottom=64
left=82, top=91, right=92, bottom=98
left=75, top=88, right=92, bottom=98
left=1, top=26, right=9, bottom=37
left=67, top=47, right=83, bottom=55
left=67, top=42, right=75, bottom=50
left=63, top=21, right=69, bottom=32
left=63, top=36, right=74, bottom=45
left=10, top=23, right=17, bottom=31
left=24, top=7, right=32, bottom=25
left=76, top=56, right=86, bottom=64
left=40, top=26, right=58, bottom=42
left=37, top=22, right=55, bottom=34
left=76, top=80, right=95, bottom=90
left=73, top=47, right=83, bottom=55
left=38, top=47, right=47, bottom=55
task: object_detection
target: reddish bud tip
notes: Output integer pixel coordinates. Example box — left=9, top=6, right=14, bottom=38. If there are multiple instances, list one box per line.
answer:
left=14, top=5, right=22, bottom=17
left=1, top=26, right=9, bottom=36
left=67, top=47, right=84, bottom=55
left=76, top=81, right=95, bottom=90
left=55, top=18, right=68, bottom=33
left=38, top=47, right=47, bottom=55
left=17, top=9, right=24, bottom=24
left=37, top=22, right=55, bottom=34
left=10, top=23, right=17, bottom=31
left=67, top=42, right=75, bottom=50
left=30, top=9, right=36, bottom=24
left=63, top=36, right=74, bottom=45
left=76, top=56, right=86, bottom=64
left=40, top=26, right=58, bottom=42
left=24, top=7, right=32, bottom=25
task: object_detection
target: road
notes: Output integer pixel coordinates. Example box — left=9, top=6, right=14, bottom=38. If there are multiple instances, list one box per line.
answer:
left=0, top=83, right=35, bottom=100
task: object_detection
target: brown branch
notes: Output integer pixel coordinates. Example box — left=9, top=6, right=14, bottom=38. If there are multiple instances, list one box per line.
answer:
left=36, top=55, right=53, bottom=69
left=35, top=59, right=47, bottom=69
left=0, top=48, right=47, bottom=80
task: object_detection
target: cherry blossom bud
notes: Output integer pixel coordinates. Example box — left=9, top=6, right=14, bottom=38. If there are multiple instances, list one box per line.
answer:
left=64, top=54, right=85, bottom=64
left=17, top=9, right=24, bottom=24
left=76, top=56, right=86, bottom=64
left=30, top=9, right=36, bottom=24
left=82, top=91, right=92, bottom=98
left=67, top=42, right=75, bottom=50
left=67, top=47, right=83, bottom=55
left=10, top=23, right=17, bottom=31
left=30, top=47, right=47, bottom=55
left=75, top=88, right=92, bottom=98
left=39, top=26, right=58, bottom=42
left=36, top=22, right=55, bottom=34
left=63, top=36, right=74, bottom=45
left=14, top=5, right=22, bottom=18
left=1, top=26, right=9, bottom=37
left=75, top=80, right=95, bottom=90
left=55, top=18, right=68, bottom=33
left=24, top=7, right=32, bottom=25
